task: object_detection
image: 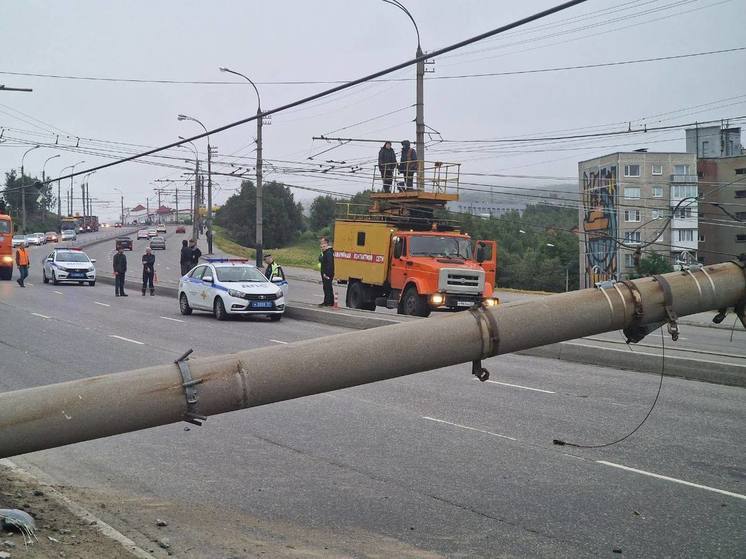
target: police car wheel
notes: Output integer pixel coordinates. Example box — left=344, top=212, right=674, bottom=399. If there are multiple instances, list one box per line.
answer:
left=89, top=281, right=95, bottom=287
left=52, top=272, right=59, bottom=286
left=43, top=270, right=49, bottom=284
left=214, top=297, right=228, bottom=321
left=179, top=293, right=192, bottom=315
left=270, top=314, right=282, bottom=322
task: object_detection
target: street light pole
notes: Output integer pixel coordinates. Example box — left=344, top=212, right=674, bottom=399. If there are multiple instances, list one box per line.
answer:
left=384, top=0, right=425, bottom=190
left=178, top=114, right=214, bottom=253
left=42, top=154, right=60, bottom=225
left=179, top=138, right=200, bottom=242
left=219, top=66, right=264, bottom=266
left=114, top=188, right=124, bottom=227
left=58, top=161, right=84, bottom=225
left=20, top=145, right=40, bottom=233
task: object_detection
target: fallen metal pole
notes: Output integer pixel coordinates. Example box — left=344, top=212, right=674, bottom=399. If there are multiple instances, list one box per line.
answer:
left=1, top=261, right=744, bottom=458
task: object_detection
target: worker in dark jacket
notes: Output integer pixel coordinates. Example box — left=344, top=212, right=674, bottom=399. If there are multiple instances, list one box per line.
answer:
left=399, top=140, right=417, bottom=191
left=113, top=246, right=128, bottom=297
left=189, top=239, right=202, bottom=267
left=378, top=141, right=397, bottom=193
left=180, top=239, right=192, bottom=276
left=141, top=246, right=156, bottom=296
left=318, top=236, right=335, bottom=306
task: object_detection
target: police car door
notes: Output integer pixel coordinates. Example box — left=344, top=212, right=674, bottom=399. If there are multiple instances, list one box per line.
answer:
left=186, top=265, right=209, bottom=309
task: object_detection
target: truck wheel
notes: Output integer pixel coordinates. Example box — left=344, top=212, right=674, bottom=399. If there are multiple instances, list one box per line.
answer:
left=0, top=267, right=11, bottom=281
left=346, top=281, right=366, bottom=310
left=400, top=286, right=430, bottom=317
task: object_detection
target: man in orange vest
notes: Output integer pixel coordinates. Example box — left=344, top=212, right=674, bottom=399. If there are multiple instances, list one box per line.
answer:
left=16, top=244, right=30, bottom=287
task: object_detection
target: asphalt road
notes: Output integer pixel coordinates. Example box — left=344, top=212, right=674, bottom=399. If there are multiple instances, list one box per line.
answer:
left=1, top=256, right=744, bottom=558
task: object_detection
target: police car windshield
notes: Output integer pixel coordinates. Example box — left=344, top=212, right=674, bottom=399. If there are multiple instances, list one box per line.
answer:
left=56, top=252, right=90, bottom=263
left=215, top=266, right=266, bottom=282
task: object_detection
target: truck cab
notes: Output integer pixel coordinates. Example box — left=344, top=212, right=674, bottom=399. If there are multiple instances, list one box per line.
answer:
left=0, top=214, right=13, bottom=280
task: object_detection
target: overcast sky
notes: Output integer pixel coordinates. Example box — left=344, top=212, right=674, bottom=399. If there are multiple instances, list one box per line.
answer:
left=1, top=0, right=745, bottom=221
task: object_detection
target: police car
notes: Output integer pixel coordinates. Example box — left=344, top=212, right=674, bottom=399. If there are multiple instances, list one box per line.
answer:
left=178, top=259, right=288, bottom=321
left=42, top=247, right=97, bottom=286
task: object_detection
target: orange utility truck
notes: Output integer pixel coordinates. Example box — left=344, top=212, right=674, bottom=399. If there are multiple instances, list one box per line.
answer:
left=333, top=162, right=498, bottom=317
left=0, top=213, right=14, bottom=280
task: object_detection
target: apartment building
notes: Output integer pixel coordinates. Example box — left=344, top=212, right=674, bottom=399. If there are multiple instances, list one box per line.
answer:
left=686, top=125, right=743, bottom=158
left=578, top=150, right=698, bottom=288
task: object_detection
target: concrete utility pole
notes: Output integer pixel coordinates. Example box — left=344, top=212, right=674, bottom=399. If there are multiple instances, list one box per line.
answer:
left=192, top=160, right=200, bottom=241
left=219, top=67, right=264, bottom=266
left=1, top=261, right=744, bottom=459
left=42, top=154, right=60, bottom=225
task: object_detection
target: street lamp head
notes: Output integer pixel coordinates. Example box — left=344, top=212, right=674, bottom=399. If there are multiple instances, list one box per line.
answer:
left=219, top=67, right=229, bottom=73
left=177, top=114, right=189, bottom=121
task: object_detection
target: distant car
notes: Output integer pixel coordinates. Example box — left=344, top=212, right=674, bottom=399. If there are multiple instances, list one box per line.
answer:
left=137, top=230, right=149, bottom=240
left=178, top=259, right=287, bottom=321
left=60, top=229, right=77, bottom=242
left=12, top=235, right=28, bottom=248
left=149, top=236, right=166, bottom=250
left=114, top=223, right=122, bottom=228
left=175, top=225, right=186, bottom=234
left=45, top=231, right=59, bottom=243
left=156, top=224, right=167, bottom=233
left=26, top=233, right=44, bottom=246
left=115, top=236, right=133, bottom=251
left=147, top=229, right=157, bottom=238
left=42, top=248, right=96, bottom=286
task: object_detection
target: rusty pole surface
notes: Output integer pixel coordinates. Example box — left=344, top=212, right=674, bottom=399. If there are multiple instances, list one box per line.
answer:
left=1, top=262, right=744, bottom=459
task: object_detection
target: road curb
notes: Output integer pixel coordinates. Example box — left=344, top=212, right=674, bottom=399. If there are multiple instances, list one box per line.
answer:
left=519, top=342, right=746, bottom=388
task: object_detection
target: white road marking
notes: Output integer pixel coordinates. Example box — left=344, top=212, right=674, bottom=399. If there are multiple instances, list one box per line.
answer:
left=160, top=316, right=184, bottom=323
left=482, top=379, right=556, bottom=394
left=597, top=460, right=746, bottom=501
left=109, top=335, right=144, bottom=345
left=94, top=301, right=110, bottom=307
left=31, top=312, right=51, bottom=319
left=25, top=282, right=34, bottom=286
left=269, top=339, right=289, bottom=344
left=422, top=416, right=517, bottom=441
left=53, top=290, right=63, bottom=295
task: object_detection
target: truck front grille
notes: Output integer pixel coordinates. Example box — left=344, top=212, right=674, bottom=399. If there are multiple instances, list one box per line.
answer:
left=439, top=268, right=485, bottom=294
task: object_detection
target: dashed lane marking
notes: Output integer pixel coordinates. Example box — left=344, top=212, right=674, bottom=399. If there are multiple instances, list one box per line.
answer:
left=94, top=301, right=111, bottom=307
left=482, top=379, right=556, bottom=394
left=269, top=339, right=289, bottom=344
left=53, top=290, right=63, bottom=295
left=160, top=316, right=184, bottom=323
left=31, top=312, right=51, bottom=319
left=597, top=460, right=746, bottom=501
left=422, top=416, right=517, bottom=441
left=109, top=335, right=144, bottom=345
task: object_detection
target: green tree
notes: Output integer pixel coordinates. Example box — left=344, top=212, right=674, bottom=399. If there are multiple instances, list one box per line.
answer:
left=215, top=180, right=304, bottom=248
left=634, top=252, right=673, bottom=277
left=309, top=195, right=338, bottom=231
left=2, top=170, right=57, bottom=232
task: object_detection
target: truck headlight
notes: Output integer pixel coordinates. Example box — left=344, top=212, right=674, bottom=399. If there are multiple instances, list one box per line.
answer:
left=1, top=256, right=12, bottom=264
left=484, top=298, right=499, bottom=307
left=430, top=293, right=445, bottom=306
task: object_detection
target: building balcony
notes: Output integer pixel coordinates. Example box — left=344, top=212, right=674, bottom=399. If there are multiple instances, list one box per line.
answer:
left=670, top=239, right=698, bottom=251
left=671, top=217, right=698, bottom=228
left=670, top=174, right=698, bottom=184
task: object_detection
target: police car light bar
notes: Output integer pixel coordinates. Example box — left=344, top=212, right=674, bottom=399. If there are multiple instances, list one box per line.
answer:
left=203, top=258, right=249, bottom=263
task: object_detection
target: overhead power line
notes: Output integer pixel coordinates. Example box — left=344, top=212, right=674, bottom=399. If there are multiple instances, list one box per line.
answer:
left=45, top=0, right=589, bottom=184
left=2, top=46, right=742, bottom=85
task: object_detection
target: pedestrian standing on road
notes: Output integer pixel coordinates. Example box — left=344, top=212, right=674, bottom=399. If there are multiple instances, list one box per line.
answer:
left=142, top=246, right=156, bottom=296
left=189, top=239, right=202, bottom=268
left=180, top=239, right=192, bottom=276
left=399, top=139, right=418, bottom=191
left=378, top=141, right=397, bottom=193
left=113, top=246, right=128, bottom=297
left=15, top=244, right=30, bottom=287
left=318, top=236, right=335, bottom=307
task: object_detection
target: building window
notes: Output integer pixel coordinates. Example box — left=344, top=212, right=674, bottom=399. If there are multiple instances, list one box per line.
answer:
left=652, top=186, right=663, bottom=198
left=701, top=140, right=709, bottom=155
left=735, top=168, right=746, bottom=175
left=624, top=253, right=636, bottom=268
left=699, top=234, right=706, bottom=242
left=735, top=190, right=746, bottom=199
left=736, top=234, right=746, bottom=243
left=651, top=209, right=662, bottom=220
left=676, top=229, right=695, bottom=242
left=624, top=209, right=641, bottom=222
left=675, top=207, right=693, bottom=219
left=671, top=184, right=698, bottom=198
left=624, top=231, right=641, bottom=244
left=651, top=164, right=663, bottom=176
left=624, top=187, right=641, bottom=199
left=624, top=164, right=641, bottom=177
left=673, top=164, right=690, bottom=175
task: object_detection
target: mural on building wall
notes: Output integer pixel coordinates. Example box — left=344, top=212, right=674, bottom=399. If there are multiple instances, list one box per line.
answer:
left=582, top=165, right=617, bottom=286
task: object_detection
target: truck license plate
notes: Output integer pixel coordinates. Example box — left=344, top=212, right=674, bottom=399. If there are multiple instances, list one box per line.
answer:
left=457, top=301, right=473, bottom=307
